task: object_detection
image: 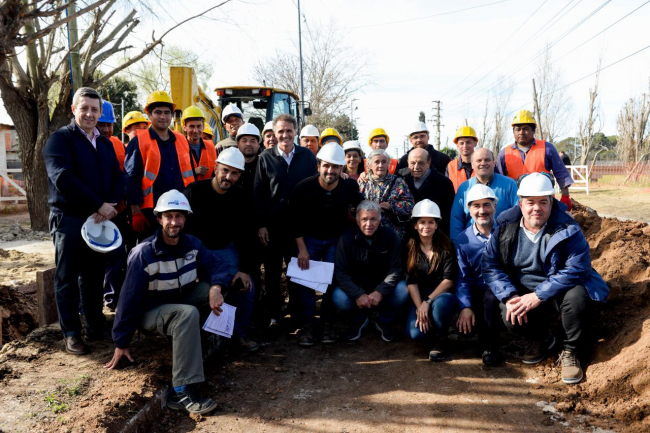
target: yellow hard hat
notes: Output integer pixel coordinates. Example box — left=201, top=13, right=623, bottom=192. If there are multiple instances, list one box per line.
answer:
left=122, top=111, right=150, bottom=133
left=145, top=90, right=175, bottom=113
left=453, top=126, right=478, bottom=144
left=511, top=110, right=537, bottom=127
left=203, top=124, right=214, bottom=138
left=181, top=105, right=206, bottom=127
left=319, top=127, right=342, bottom=146
left=368, top=128, right=389, bottom=145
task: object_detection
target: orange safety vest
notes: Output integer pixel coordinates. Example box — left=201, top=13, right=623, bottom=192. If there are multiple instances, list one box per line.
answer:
left=189, top=139, right=217, bottom=181
left=446, top=158, right=475, bottom=192
left=137, top=129, right=195, bottom=209
left=364, top=158, right=398, bottom=175
left=109, top=136, right=125, bottom=172
left=503, top=139, right=549, bottom=180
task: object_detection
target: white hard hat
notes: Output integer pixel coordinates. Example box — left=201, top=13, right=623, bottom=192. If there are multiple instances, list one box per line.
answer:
left=236, top=123, right=260, bottom=140
left=300, top=124, right=320, bottom=138
left=216, top=147, right=245, bottom=170
left=466, top=184, right=498, bottom=207
left=409, top=121, right=429, bottom=136
left=262, top=121, right=274, bottom=135
left=517, top=172, right=555, bottom=197
left=153, top=189, right=193, bottom=215
left=81, top=217, right=122, bottom=253
left=343, top=140, right=362, bottom=152
left=221, top=104, right=243, bottom=123
left=412, top=199, right=442, bottom=219
left=317, top=142, right=346, bottom=166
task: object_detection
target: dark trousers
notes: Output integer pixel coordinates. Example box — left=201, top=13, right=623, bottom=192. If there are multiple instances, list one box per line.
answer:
left=470, top=288, right=501, bottom=348
left=103, top=210, right=132, bottom=308
left=498, top=285, right=591, bottom=352
left=261, top=226, right=295, bottom=321
left=49, top=212, right=107, bottom=338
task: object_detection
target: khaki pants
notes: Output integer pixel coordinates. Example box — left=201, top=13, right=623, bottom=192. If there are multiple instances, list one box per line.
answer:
left=140, top=282, right=211, bottom=387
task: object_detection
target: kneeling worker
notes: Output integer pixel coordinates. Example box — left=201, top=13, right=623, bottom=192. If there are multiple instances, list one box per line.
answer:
left=481, top=173, right=609, bottom=384
left=106, top=190, right=230, bottom=415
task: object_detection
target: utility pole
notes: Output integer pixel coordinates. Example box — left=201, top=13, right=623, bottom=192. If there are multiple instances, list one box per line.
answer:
left=432, top=100, right=442, bottom=151
left=121, top=99, right=125, bottom=143
left=532, top=78, right=544, bottom=141
left=297, top=0, right=306, bottom=129
left=350, top=98, right=358, bottom=140
left=66, top=0, right=82, bottom=94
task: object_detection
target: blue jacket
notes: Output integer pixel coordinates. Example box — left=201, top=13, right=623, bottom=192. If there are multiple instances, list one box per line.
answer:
left=481, top=202, right=609, bottom=303
left=43, top=121, right=124, bottom=217
left=112, top=230, right=230, bottom=348
left=455, top=224, right=493, bottom=310
left=450, top=174, right=518, bottom=240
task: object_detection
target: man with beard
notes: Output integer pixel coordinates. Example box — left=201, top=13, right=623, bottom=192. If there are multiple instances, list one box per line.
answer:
left=396, top=122, right=450, bottom=175
left=182, top=106, right=216, bottom=181
left=236, top=123, right=262, bottom=197
left=289, top=143, right=364, bottom=346
left=183, top=148, right=258, bottom=352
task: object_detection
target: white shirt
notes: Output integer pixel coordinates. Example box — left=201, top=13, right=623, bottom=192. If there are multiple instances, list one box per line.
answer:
left=520, top=218, right=546, bottom=243
left=277, top=144, right=296, bottom=166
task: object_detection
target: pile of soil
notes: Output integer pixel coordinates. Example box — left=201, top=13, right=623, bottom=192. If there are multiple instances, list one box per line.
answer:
left=0, top=224, right=49, bottom=242
left=0, top=284, right=38, bottom=344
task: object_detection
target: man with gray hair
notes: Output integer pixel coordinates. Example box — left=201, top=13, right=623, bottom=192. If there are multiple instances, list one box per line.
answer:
left=333, top=200, right=410, bottom=342
left=43, top=87, right=124, bottom=355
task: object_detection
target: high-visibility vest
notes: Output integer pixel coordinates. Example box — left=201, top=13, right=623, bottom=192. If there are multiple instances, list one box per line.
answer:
left=364, top=158, right=398, bottom=175
left=109, top=136, right=125, bottom=172
left=503, top=139, right=549, bottom=180
left=189, top=139, right=217, bottom=181
left=136, top=129, right=195, bottom=210
left=446, top=158, right=474, bottom=192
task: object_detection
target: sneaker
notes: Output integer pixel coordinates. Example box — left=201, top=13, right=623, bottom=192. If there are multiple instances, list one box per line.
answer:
left=481, top=349, right=502, bottom=366
left=373, top=321, right=397, bottom=342
left=428, top=339, right=448, bottom=362
left=320, top=324, right=338, bottom=344
left=298, top=325, right=315, bottom=347
left=522, top=334, right=556, bottom=364
left=167, top=388, right=217, bottom=415
left=558, top=350, right=583, bottom=384
left=344, top=317, right=369, bottom=341
left=233, top=337, right=259, bottom=352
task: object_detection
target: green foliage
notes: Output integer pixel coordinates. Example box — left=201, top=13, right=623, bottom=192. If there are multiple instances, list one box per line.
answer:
left=440, top=147, right=458, bottom=159
left=97, top=75, right=143, bottom=138
left=44, top=393, right=67, bottom=414
left=313, top=113, right=358, bottom=141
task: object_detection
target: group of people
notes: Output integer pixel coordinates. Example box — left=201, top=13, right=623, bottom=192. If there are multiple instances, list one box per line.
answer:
left=43, top=87, right=608, bottom=416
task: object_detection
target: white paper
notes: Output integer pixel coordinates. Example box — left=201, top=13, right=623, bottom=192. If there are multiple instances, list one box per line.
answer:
left=286, top=257, right=335, bottom=284
left=202, top=303, right=236, bottom=338
left=291, top=277, right=329, bottom=293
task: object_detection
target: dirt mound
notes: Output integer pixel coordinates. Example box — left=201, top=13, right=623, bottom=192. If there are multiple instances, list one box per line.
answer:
left=556, top=202, right=650, bottom=430
left=1, top=284, right=38, bottom=344
left=0, top=224, right=50, bottom=242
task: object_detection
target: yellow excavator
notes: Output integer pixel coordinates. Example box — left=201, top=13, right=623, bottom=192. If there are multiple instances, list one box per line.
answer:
left=169, top=66, right=301, bottom=141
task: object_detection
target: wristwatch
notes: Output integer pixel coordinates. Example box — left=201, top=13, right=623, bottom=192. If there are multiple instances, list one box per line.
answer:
left=423, top=298, right=433, bottom=305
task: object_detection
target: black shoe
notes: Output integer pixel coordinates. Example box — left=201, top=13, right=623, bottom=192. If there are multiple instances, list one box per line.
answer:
left=522, top=334, right=556, bottom=364
left=428, top=339, right=448, bottom=362
left=344, top=317, right=369, bottom=341
left=373, top=321, right=397, bottom=342
left=298, top=325, right=315, bottom=347
left=482, top=349, right=502, bottom=366
left=233, top=337, right=259, bottom=352
left=64, top=336, right=88, bottom=355
left=320, top=324, right=338, bottom=344
left=167, top=387, right=217, bottom=415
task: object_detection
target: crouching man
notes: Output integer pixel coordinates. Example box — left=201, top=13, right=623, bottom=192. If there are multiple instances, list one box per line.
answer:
left=333, top=200, right=409, bottom=342
left=105, top=190, right=230, bottom=415
left=481, top=173, right=608, bottom=384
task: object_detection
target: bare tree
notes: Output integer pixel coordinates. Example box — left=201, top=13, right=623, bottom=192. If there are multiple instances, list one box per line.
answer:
left=486, top=75, right=514, bottom=155
left=252, top=22, right=369, bottom=130
left=577, top=57, right=603, bottom=165
left=0, top=0, right=228, bottom=230
left=616, top=88, right=650, bottom=170
left=534, top=44, right=572, bottom=144
left=477, top=100, right=491, bottom=149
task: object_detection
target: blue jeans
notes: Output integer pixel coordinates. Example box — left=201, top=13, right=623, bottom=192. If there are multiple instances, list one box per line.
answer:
left=332, top=280, right=410, bottom=325
left=406, top=292, right=457, bottom=342
left=288, top=236, right=338, bottom=327
left=209, top=244, right=255, bottom=339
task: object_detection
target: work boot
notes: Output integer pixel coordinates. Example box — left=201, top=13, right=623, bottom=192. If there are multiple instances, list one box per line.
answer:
left=233, top=337, right=259, bottom=352
left=373, top=321, right=397, bottom=342
left=481, top=348, right=502, bottom=366
left=344, top=317, right=369, bottom=341
left=522, top=334, right=556, bottom=364
left=320, top=324, right=338, bottom=344
left=298, top=325, right=315, bottom=347
left=64, top=336, right=88, bottom=355
left=167, top=387, right=217, bottom=415
left=558, top=350, right=584, bottom=384
left=428, top=338, right=448, bottom=362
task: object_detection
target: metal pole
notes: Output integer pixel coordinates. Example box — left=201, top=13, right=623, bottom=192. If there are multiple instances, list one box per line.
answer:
left=121, top=99, right=125, bottom=142
left=297, top=0, right=306, bottom=129
left=532, top=78, right=544, bottom=141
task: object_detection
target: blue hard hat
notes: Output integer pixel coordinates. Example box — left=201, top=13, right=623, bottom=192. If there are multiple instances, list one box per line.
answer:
left=98, top=100, right=116, bottom=123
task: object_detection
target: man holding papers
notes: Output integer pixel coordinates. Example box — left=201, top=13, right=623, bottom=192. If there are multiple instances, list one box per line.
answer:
left=289, top=143, right=364, bottom=347
left=105, top=190, right=229, bottom=416
left=334, top=200, right=410, bottom=342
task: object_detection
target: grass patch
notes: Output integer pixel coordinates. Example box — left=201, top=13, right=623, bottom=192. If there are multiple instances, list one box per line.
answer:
left=44, top=392, right=67, bottom=414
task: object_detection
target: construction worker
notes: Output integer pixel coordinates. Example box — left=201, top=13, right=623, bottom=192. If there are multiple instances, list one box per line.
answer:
left=342, top=140, right=365, bottom=180
left=262, top=121, right=278, bottom=149
left=202, top=124, right=215, bottom=145
left=183, top=148, right=259, bottom=352
left=446, top=126, right=477, bottom=191
left=181, top=105, right=217, bottom=181
left=396, top=122, right=451, bottom=175
left=319, top=127, right=342, bottom=146
left=454, top=184, right=501, bottom=366
left=124, top=90, right=195, bottom=239
left=482, top=173, right=609, bottom=384
left=215, top=104, right=244, bottom=155
left=450, top=148, right=518, bottom=240
left=299, top=124, right=320, bottom=155
left=497, top=110, right=574, bottom=210
left=367, top=128, right=398, bottom=174
left=97, top=101, right=125, bottom=171
left=289, top=143, right=364, bottom=347
left=236, top=123, right=262, bottom=197
left=106, top=190, right=228, bottom=415
left=43, top=87, right=124, bottom=355
left=122, top=111, right=150, bottom=142
left=253, top=114, right=318, bottom=333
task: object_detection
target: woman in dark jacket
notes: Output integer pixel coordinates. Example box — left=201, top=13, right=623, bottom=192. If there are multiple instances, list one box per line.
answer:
left=405, top=199, right=458, bottom=362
